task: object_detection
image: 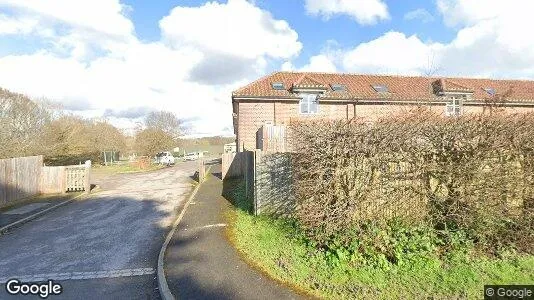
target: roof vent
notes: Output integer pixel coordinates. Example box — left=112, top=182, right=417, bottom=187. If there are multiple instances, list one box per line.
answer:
left=271, top=82, right=285, bottom=90
left=483, top=87, right=496, bottom=96
left=372, top=84, right=388, bottom=93
left=331, top=84, right=347, bottom=92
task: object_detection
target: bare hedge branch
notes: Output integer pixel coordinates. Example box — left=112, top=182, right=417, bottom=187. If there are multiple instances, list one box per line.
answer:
left=289, top=108, right=534, bottom=254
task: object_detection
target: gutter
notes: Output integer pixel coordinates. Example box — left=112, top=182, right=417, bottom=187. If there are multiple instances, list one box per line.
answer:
left=232, top=96, right=534, bottom=107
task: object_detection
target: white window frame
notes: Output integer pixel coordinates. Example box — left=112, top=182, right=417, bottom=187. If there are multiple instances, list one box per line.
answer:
left=299, top=94, right=319, bottom=115
left=445, top=95, right=463, bottom=117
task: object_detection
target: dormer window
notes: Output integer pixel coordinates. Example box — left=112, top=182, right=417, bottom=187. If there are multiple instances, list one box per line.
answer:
left=272, top=82, right=285, bottom=90
left=299, top=94, right=318, bottom=115
left=445, top=95, right=463, bottom=117
left=372, top=84, right=388, bottom=93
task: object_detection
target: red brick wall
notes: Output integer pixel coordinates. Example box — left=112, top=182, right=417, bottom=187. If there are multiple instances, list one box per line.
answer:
left=238, top=101, right=350, bottom=151
left=237, top=102, right=274, bottom=151
left=237, top=100, right=534, bottom=151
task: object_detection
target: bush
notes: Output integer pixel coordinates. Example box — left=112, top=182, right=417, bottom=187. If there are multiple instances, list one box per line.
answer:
left=289, top=108, right=534, bottom=255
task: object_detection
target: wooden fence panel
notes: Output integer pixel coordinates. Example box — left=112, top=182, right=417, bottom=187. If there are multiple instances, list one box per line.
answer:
left=222, top=152, right=252, bottom=179
left=0, top=156, right=43, bottom=206
left=261, top=125, right=286, bottom=152
left=41, top=166, right=66, bottom=194
left=222, top=152, right=238, bottom=179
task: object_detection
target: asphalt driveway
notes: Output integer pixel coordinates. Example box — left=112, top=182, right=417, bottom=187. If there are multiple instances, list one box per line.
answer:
left=0, top=161, right=197, bottom=299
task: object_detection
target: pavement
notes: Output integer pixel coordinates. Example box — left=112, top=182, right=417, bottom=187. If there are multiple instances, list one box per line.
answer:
left=0, top=161, right=197, bottom=299
left=0, top=194, right=80, bottom=229
left=164, top=163, right=304, bottom=300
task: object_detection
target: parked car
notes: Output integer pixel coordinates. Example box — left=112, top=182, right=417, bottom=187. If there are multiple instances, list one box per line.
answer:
left=183, top=152, right=199, bottom=161
left=155, top=151, right=175, bottom=165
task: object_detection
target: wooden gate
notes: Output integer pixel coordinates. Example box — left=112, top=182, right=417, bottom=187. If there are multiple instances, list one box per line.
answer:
left=65, top=166, right=90, bottom=192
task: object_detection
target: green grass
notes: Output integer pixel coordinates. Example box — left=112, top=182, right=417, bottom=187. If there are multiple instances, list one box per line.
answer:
left=226, top=184, right=534, bottom=299
left=91, top=162, right=167, bottom=175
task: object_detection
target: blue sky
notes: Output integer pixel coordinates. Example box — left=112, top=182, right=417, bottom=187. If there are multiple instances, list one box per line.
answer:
left=123, top=0, right=456, bottom=69
left=0, top=0, right=532, bottom=136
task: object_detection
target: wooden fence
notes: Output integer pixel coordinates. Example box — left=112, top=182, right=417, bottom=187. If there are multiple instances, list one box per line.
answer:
left=222, top=152, right=247, bottom=179
left=198, top=159, right=206, bottom=183
left=222, top=151, right=255, bottom=201
left=222, top=150, right=289, bottom=215
left=0, top=156, right=91, bottom=207
left=41, top=166, right=66, bottom=194
left=0, top=156, right=43, bottom=207
left=256, top=125, right=287, bottom=152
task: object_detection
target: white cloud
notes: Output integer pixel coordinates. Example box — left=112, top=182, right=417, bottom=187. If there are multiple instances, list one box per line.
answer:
left=0, top=0, right=134, bottom=38
left=342, top=32, right=443, bottom=75
left=435, top=0, right=534, bottom=78
left=0, top=13, right=38, bottom=34
left=0, top=0, right=136, bottom=60
left=159, top=0, right=302, bottom=85
left=404, top=8, right=434, bottom=23
left=437, top=0, right=502, bottom=27
left=305, top=0, right=389, bottom=25
left=284, top=55, right=337, bottom=72
left=160, top=0, right=302, bottom=60
left=0, top=0, right=301, bottom=136
left=302, top=55, right=337, bottom=72
left=294, top=1, right=534, bottom=79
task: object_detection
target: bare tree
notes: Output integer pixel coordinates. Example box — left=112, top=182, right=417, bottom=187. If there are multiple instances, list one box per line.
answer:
left=423, top=51, right=442, bottom=77
left=42, top=116, right=127, bottom=165
left=483, top=85, right=513, bottom=115
left=0, top=88, right=51, bottom=158
left=134, top=128, right=175, bottom=156
left=145, top=111, right=181, bottom=138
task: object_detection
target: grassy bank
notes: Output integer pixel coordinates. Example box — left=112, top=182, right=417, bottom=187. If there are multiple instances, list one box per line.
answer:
left=92, top=162, right=166, bottom=175
left=226, top=183, right=534, bottom=299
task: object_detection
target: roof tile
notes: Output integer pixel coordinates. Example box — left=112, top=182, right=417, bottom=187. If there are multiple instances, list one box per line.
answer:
left=232, top=71, right=534, bottom=103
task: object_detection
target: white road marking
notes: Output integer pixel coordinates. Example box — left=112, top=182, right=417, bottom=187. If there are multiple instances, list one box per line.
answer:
left=0, top=268, right=155, bottom=283
left=198, top=223, right=227, bottom=229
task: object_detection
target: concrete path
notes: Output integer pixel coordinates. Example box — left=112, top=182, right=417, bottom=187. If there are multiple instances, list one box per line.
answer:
left=0, top=161, right=197, bottom=299
left=164, top=163, right=304, bottom=300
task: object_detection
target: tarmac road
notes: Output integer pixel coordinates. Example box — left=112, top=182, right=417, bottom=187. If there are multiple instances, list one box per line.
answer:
left=0, top=161, right=197, bottom=300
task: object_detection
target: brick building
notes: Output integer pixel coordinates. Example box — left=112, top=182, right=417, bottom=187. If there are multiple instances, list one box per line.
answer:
left=232, top=71, right=534, bottom=152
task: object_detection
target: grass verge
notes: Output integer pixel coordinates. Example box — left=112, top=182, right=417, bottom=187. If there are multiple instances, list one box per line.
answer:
left=91, top=162, right=166, bottom=175
left=226, top=182, right=534, bottom=299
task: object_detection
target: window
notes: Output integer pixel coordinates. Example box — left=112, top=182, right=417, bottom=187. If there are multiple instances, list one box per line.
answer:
left=445, top=96, right=463, bottom=117
left=299, top=94, right=318, bottom=114
left=271, top=82, right=285, bottom=90
left=372, top=84, right=388, bottom=93
left=483, top=87, right=496, bottom=96
left=331, top=84, right=347, bottom=91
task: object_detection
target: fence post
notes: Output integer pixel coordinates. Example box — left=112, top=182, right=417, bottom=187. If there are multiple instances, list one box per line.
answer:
left=198, top=159, right=205, bottom=183
left=253, top=150, right=260, bottom=216
left=245, top=153, right=249, bottom=199
left=84, top=160, right=91, bottom=193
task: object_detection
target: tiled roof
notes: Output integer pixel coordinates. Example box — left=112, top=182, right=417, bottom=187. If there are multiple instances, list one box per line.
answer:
left=292, top=74, right=328, bottom=89
left=435, top=79, right=474, bottom=93
left=233, top=71, right=534, bottom=103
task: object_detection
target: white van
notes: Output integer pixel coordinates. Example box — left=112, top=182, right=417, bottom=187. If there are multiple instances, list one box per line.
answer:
left=155, top=152, right=175, bottom=165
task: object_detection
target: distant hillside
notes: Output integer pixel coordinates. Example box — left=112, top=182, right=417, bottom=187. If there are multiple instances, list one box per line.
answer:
left=175, top=136, right=235, bottom=156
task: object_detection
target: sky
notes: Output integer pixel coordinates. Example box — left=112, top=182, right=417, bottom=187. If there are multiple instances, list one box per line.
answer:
left=1, top=0, right=533, bottom=136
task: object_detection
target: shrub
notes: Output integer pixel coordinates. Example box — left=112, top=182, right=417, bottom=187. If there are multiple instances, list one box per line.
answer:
left=289, top=108, right=534, bottom=255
